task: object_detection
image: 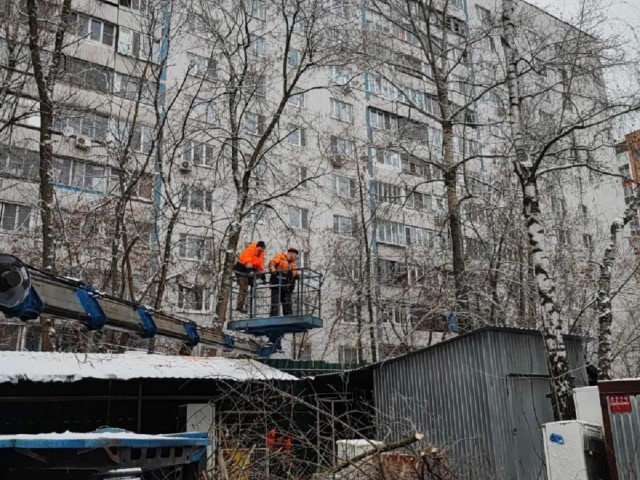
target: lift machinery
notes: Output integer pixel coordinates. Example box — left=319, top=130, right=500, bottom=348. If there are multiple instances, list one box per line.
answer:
left=0, top=254, right=323, bottom=357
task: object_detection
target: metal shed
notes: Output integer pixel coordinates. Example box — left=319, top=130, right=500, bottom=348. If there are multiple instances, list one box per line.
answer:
left=371, top=327, right=588, bottom=480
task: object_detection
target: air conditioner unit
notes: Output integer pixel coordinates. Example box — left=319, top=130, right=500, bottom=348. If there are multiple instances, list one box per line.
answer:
left=542, top=420, right=608, bottom=480
left=179, top=160, right=193, bottom=173
left=330, top=155, right=346, bottom=168
left=75, top=136, right=92, bottom=150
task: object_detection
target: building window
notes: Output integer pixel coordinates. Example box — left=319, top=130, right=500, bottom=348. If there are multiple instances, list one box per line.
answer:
left=339, top=345, right=359, bottom=364
left=63, top=58, right=113, bottom=92
left=118, top=28, right=160, bottom=62
left=299, top=342, right=312, bottom=360
left=333, top=215, right=354, bottom=237
left=374, top=181, right=402, bottom=205
left=0, top=148, right=38, bottom=180
left=53, top=157, right=107, bottom=193
left=119, top=0, right=149, bottom=13
left=582, top=234, right=593, bottom=249
left=446, top=16, right=466, bottom=35
left=475, top=5, right=492, bottom=24
left=246, top=0, right=266, bottom=20
left=375, top=148, right=401, bottom=169
left=330, top=99, right=353, bottom=123
left=108, top=169, right=152, bottom=199
left=187, top=53, right=216, bottom=79
left=114, top=122, right=153, bottom=154
left=558, top=229, right=571, bottom=245
left=53, top=110, right=110, bottom=141
left=183, top=141, right=215, bottom=167
left=406, top=190, right=432, bottom=211
left=113, top=73, right=154, bottom=104
left=377, top=220, right=405, bottom=246
left=551, top=196, right=566, bottom=214
left=182, top=187, right=213, bottom=213
left=70, top=13, right=116, bottom=47
left=401, top=154, right=430, bottom=178
left=179, top=233, right=212, bottom=260
left=250, top=38, right=266, bottom=56
left=330, top=136, right=354, bottom=156
left=287, top=127, right=307, bottom=146
left=287, top=90, right=305, bottom=108
left=332, top=174, right=356, bottom=198
left=244, top=113, right=265, bottom=135
left=330, top=66, right=351, bottom=85
left=336, top=299, right=358, bottom=323
left=290, top=165, right=308, bottom=187
left=379, top=302, right=408, bottom=324
left=178, top=285, right=211, bottom=311
left=289, top=206, right=309, bottom=229
left=186, top=96, right=216, bottom=123
left=287, top=48, right=301, bottom=67
left=369, top=108, right=398, bottom=131
left=0, top=202, right=32, bottom=231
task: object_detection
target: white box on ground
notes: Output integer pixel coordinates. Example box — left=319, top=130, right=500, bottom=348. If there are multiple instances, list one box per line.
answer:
left=180, top=403, right=216, bottom=469
left=542, top=420, right=605, bottom=480
left=335, top=439, right=384, bottom=462
left=574, top=386, right=604, bottom=426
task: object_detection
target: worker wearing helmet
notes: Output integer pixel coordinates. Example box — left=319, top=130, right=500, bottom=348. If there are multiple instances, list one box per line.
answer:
left=234, top=241, right=266, bottom=313
left=268, top=248, right=299, bottom=316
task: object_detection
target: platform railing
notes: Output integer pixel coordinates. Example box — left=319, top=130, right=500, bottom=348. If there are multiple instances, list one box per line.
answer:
left=229, top=268, right=322, bottom=323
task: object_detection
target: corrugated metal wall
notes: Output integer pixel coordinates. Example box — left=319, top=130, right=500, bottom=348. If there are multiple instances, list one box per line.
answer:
left=373, top=328, right=587, bottom=480
left=608, top=393, right=640, bottom=479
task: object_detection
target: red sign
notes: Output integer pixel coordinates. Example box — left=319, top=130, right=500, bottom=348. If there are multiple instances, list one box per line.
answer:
left=609, top=395, right=633, bottom=414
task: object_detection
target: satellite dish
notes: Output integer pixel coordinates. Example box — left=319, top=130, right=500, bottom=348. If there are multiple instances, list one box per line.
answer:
left=62, top=126, right=75, bottom=138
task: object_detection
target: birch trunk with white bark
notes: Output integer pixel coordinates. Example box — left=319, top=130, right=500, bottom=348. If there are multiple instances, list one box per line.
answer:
left=597, top=195, right=640, bottom=380
left=502, top=0, right=575, bottom=420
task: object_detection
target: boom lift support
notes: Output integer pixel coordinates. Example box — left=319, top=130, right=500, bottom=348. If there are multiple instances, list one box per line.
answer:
left=0, top=254, right=259, bottom=355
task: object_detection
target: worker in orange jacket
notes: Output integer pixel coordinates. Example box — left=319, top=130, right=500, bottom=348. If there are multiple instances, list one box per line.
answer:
left=268, top=248, right=298, bottom=316
left=234, top=241, right=266, bottom=313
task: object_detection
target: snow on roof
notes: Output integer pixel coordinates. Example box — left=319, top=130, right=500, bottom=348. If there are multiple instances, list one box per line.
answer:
left=0, top=352, right=297, bottom=384
left=0, top=428, right=210, bottom=448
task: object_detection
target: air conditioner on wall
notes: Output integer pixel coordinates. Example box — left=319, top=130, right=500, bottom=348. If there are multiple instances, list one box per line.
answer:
left=75, top=136, right=92, bottom=150
left=179, top=160, right=193, bottom=173
left=330, top=155, right=346, bottom=168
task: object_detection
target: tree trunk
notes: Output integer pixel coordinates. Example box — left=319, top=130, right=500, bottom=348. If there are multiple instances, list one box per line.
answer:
left=214, top=221, right=242, bottom=325
left=597, top=195, right=640, bottom=380
left=502, top=0, right=575, bottom=420
left=26, top=0, right=72, bottom=352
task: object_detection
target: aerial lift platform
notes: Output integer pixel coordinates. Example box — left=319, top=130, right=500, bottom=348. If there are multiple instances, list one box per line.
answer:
left=0, top=254, right=323, bottom=357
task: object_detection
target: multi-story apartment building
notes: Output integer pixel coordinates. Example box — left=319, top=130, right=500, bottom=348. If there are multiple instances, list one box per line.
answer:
left=0, top=0, right=626, bottom=361
left=616, top=129, right=640, bottom=247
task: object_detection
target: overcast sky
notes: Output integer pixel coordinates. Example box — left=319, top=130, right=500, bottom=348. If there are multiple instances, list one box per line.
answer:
left=525, top=0, right=640, bottom=135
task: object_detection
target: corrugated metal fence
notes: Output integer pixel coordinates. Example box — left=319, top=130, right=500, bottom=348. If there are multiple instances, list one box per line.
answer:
left=373, top=328, right=587, bottom=480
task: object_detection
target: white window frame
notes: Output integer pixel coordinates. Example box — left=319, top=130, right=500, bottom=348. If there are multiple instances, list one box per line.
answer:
left=182, top=140, right=215, bottom=167
left=377, top=220, right=405, bottom=246
left=250, top=38, right=266, bottom=57
left=0, top=202, right=32, bottom=231
left=244, top=112, right=265, bottom=135
left=118, top=28, right=160, bottom=62
left=339, top=345, right=359, bottom=364
left=183, top=187, right=213, bottom=213
left=330, top=99, right=353, bottom=123
left=287, top=127, right=307, bottom=146
left=330, top=66, right=351, bottom=85
left=332, top=174, right=356, bottom=198
left=179, top=233, right=213, bottom=260
left=187, top=53, right=216, bottom=79
left=287, top=48, right=301, bottom=67
left=288, top=205, right=309, bottom=229
left=246, top=0, right=266, bottom=20
left=178, top=284, right=212, bottom=312
left=375, top=148, right=401, bottom=169
left=72, top=13, right=116, bottom=47
left=333, top=214, right=354, bottom=237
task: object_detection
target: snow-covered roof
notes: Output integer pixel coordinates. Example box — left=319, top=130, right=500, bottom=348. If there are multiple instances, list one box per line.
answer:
left=0, top=352, right=297, bottom=384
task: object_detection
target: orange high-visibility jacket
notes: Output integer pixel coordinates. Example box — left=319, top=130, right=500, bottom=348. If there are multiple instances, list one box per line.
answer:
left=268, top=253, right=298, bottom=277
left=238, top=243, right=265, bottom=270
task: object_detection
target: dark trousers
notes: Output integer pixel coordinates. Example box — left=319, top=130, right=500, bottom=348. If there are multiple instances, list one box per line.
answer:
left=270, top=273, right=292, bottom=316
left=234, top=263, right=255, bottom=311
